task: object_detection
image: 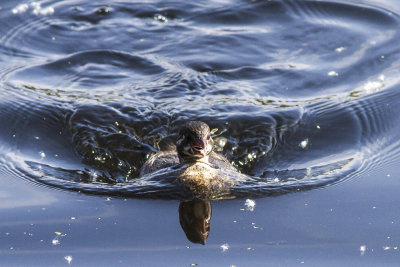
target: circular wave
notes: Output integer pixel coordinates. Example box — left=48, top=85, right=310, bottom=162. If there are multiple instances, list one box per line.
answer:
left=1, top=0, right=400, bottom=199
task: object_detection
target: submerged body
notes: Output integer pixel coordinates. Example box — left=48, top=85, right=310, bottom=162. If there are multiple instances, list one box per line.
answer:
left=140, top=150, right=235, bottom=175
left=140, top=121, right=241, bottom=196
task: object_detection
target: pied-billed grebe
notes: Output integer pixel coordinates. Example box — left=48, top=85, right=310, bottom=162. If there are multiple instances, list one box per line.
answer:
left=140, top=121, right=240, bottom=196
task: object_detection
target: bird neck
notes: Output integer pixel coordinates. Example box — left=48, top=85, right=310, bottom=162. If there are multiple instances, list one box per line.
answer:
left=179, top=155, right=210, bottom=165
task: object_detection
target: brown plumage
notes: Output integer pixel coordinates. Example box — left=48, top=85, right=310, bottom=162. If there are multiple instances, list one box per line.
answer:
left=140, top=121, right=235, bottom=175
left=139, top=121, right=240, bottom=196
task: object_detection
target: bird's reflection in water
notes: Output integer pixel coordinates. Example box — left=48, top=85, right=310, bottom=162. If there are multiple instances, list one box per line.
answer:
left=179, top=199, right=211, bottom=245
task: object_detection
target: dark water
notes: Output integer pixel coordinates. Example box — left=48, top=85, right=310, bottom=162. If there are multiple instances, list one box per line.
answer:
left=1, top=0, right=400, bottom=265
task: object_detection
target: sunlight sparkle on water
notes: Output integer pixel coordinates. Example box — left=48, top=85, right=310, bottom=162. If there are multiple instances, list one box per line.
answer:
left=245, top=199, right=256, bottom=211
left=154, top=14, right=168, bottom=23
left=299, top=139, right=308, bottom=149
left=360, top=245, right=366, bottom=256
left=31, top=2, right=54, bottom=16
left=64, top=255, right=73, bottom=264
left=91, top=171, right=98, bottom=181
left=363, top=75, right=385, bottom=94
left=335, top=46, right=346, bottom=53
left=221, top=243, right=229, bottom=252
left=12, top=4, right=28, bottom=14
left=12, top=2, right=54, bottom=16
left=328, top=71, right=339, bottom=76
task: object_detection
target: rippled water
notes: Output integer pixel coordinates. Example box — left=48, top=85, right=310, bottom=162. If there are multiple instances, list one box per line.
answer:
left=2, top=0, right=400, bottom=264
left=2, top=0, right=400, bottom=200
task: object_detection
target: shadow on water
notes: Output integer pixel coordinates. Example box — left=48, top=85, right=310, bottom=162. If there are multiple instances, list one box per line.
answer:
left=1, top=0, right=400, bottom=201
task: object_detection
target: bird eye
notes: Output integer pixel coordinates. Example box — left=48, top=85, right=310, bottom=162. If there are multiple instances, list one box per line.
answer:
left=206, top=134, right=211, bottom=140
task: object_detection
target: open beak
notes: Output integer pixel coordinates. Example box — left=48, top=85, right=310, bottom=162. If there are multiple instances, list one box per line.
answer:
left=191, top=138, right=207, bottom=156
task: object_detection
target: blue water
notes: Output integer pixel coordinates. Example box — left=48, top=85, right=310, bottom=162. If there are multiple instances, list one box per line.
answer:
left=1, top=0, right=400, bottom=265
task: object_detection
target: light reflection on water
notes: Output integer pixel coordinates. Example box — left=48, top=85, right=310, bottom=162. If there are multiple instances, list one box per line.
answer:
left=1, top=0, right=400, bottom=199
left=1, top=0, right=400, bottom=263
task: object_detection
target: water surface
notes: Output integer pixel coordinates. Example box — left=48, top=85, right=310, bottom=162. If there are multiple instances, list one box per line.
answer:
left=1, top=0, right=400, bottom=265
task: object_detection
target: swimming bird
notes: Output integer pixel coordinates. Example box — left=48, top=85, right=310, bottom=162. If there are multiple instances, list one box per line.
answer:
left=140, top=121, right=240, bottom=197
